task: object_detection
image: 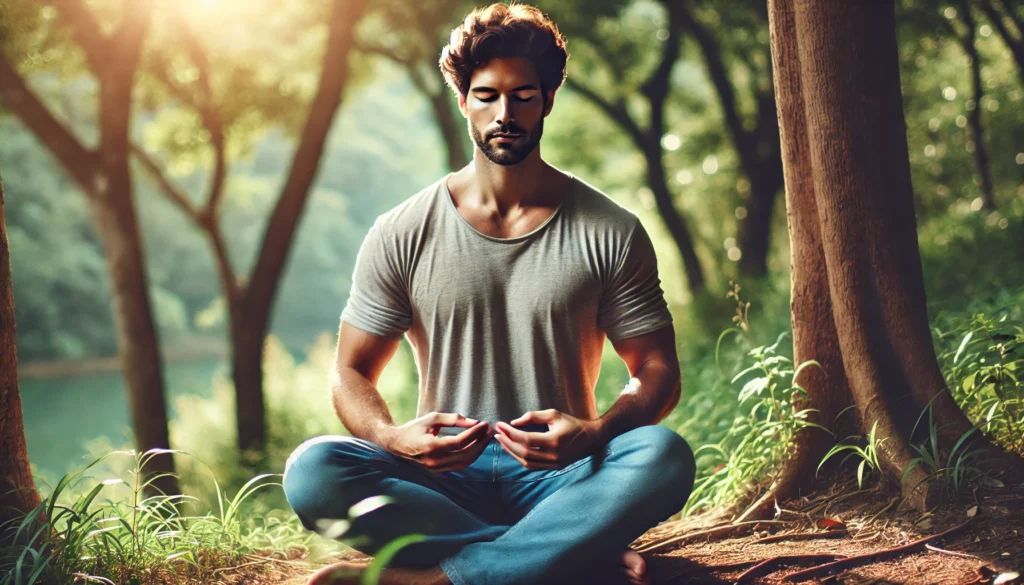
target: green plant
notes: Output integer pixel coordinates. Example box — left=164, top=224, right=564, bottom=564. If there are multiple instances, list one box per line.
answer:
left=817, top=418, right=887, bottom=490
left=683, top=331, right=827, bottom=515
left=901, top=405, right=986, bottom=498
left=937, top=312, right=1024, bottom=456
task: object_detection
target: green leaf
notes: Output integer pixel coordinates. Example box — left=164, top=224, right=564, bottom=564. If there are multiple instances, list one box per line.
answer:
left=954, top=331, right=973, bottom=364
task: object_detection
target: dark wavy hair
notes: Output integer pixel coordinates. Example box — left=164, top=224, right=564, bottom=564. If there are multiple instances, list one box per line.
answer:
left=439, top=3, right=569, bottom=98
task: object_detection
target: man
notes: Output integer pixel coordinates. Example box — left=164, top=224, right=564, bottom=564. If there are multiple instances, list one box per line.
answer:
left=283, top=4, right=695, bottom=584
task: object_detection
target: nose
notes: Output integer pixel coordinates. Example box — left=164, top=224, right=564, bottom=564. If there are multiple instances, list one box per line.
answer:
left=495, top=95, right=515, bottom=127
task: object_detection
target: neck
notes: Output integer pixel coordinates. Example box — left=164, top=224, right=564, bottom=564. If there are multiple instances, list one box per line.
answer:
left=469, top=147, right=549, bottom=210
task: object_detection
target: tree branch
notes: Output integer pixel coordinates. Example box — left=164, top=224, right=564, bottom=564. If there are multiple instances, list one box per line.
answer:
left=245, top=0, right=367, bottom=318
left=131, top=144, right=240, bottom=297
left=978, top=0, right=1024, bottom=85
left=563, top=77, right=647, bottom=149
left=678, top=0, right=755, bottom=169
left=0, top=55, right=101, bottom=198
left=44, top=0, right=110, bottom=75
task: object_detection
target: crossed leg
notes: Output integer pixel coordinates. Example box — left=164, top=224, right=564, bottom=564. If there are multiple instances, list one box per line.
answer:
left=283, top=426, right=695, bottom=585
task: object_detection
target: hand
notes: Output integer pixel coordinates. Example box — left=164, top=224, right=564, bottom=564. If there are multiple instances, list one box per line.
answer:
left=494, top=409, right=602, bottom=470
left=381, top=412, right=492, bottom=473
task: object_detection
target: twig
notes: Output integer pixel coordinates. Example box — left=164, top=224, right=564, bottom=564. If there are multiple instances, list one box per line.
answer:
left=635, top=520, right=789, bottom=554
left=780, top=518, right=974, bottom=582
left=736, top=554, right=847, bottom=583
left=924, top=544, right=978, bottom=559
left=754, top=529, right=847, bottom=544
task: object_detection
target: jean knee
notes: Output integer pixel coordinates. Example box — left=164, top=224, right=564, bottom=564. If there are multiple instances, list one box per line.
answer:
left=621, top=426, right=696, bottom=495
left=286, top=436, right=378, bottom=532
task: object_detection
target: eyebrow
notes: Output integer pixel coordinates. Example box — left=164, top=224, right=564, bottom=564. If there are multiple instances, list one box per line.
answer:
left=470, top=84, right=539, bottom=93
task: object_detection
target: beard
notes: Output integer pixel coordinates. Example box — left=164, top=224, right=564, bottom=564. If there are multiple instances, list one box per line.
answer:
left=469, top=116, right=544, bottom=166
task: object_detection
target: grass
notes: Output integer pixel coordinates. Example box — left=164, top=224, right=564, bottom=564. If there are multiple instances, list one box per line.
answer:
left=0, top=448, right=394, bottom=585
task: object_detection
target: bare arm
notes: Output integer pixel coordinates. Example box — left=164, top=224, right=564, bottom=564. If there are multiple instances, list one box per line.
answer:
left=329, top=320, right=403, bottom=446
left=595, top=324, right=682, bottom=444
left=331, top=321, right=492, bottom=471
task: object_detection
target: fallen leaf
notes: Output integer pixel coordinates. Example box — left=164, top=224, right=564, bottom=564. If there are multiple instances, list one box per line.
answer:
left=994, top=572, right=1020, bottom=584
left=967, top=505, right=979, bottom=518
left=1001, top=552, right=1011, bottom=557
left=817, top=517, right=847, bottom=531
left=915, top=517, right=933, bottom=530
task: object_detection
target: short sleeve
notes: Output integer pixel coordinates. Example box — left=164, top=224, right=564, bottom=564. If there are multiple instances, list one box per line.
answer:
left=597, top=220, right=674, bottom=341
left=340, top=220, right=413, bottom=338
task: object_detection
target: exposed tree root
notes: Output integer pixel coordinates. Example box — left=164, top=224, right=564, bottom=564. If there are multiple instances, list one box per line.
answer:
left=779, top=517, right=973, bottom=582
left=634, top=520, right=789, bottom=554
left=736, top=554, right=848, bottom=583
left=753, top=528, right=847, bottom=545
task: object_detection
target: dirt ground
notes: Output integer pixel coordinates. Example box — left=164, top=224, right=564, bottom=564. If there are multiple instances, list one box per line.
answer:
left=635, top=479, right=1024, bottom=585
left=145, top=479, right=1024, bottom=585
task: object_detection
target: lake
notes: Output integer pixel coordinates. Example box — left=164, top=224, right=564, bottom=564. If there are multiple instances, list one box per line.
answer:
left=19, top=358, right=226, bottom=485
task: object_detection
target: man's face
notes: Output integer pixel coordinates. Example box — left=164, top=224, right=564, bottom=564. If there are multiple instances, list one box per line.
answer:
left=460, top=57, right=554, bottom=166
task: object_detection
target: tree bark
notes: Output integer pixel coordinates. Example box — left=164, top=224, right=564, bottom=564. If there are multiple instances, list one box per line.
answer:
left=761, top=0, right=1022, bottom=515
left=0, top=177, right=42, bottom=523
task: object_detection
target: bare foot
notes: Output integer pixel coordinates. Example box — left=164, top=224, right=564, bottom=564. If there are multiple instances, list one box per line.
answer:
left=621, top=549, right=650, bottom=585
left=305, top=560, right=451, bottom=585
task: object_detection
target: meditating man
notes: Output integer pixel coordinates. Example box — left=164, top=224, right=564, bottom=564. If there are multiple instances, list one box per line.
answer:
left=283, top=4, right=696, bottom=584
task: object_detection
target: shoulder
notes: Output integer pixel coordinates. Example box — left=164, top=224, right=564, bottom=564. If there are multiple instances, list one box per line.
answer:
left=370, top=175, right=447, bottom=239
left=567, top=175, right=642, bottom=237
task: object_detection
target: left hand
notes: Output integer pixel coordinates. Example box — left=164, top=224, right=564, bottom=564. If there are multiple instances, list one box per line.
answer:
left=494, top=409, right=602, bottom=470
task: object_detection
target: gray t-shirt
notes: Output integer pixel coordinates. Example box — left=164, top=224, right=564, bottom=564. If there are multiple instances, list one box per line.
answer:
left=341, top=173, right=673, bottom=424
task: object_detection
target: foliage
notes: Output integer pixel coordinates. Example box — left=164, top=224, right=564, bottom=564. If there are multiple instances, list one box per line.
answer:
left=0, top=450, right=316, bottom=585
left=818, top=419, right=887, bottom=490
left=902, top=407, right=986, bottom=499
left=680, top=285, right=825, bottom=515
left=935, top=309, right=1024, bottom=456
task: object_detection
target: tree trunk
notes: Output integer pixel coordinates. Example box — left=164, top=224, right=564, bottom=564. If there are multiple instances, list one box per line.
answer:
left=0, top=177, right=42, bottom=523
left=760, top=0, right=1022, bottom=515
left=736, top=159, right=783, bottom=277
left=233, top=0, right=367, bottom=453
left=428, top=88, right=470, bottom=171
left=229, top=308, right=268, bottom=454
left=643, top=141, right=706, bottom=294
left=959, top=1, right=997, bottom=209
left=94, top=1, right=177, bottom=496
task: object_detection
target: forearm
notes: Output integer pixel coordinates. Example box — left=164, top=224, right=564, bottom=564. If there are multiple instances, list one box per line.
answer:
left=330, top=365, right=397, bottom=448
left=594, top=360, right=681, bottom=445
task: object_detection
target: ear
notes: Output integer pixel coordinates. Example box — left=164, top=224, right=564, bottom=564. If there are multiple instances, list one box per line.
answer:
left=543, top=90, right=556, bottom=117
left=458, top=92, right=468, bottom=117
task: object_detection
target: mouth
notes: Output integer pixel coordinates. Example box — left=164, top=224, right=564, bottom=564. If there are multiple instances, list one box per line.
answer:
left=491, top=133, right=522, bottom=143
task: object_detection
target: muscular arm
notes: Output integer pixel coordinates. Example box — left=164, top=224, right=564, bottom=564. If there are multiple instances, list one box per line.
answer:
left=329, top=321, right=403, bottom=447
left=594, top=325, right=682, bottom=445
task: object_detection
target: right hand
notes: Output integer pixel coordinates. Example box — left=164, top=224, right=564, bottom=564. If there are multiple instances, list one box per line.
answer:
left=381, top=412, right=492, bottom=473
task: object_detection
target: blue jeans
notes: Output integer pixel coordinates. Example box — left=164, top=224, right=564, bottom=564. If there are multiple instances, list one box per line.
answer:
left=282, top=425, right=695, bottom=585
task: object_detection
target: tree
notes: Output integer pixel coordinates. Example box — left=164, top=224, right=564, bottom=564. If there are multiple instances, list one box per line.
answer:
left=355, top=0, right=471, bottom=172
left=679, top=1, right=785, bottom=277
left=739, top=0, right=1023, bottom=518
left=0, top=0, right=178, bottom=495
left=0, top=174, right=42, bottom=523
left=553, top=0, right=707, bottom=294
left=133, top=0, right=368, bottom=453
left=950, top=0, right=997, bottom=209
left=977, top=0, right=1024, bottom=87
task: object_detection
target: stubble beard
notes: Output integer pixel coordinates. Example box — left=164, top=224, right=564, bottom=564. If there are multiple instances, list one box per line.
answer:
left=469, top=117, right=544, bottom=166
